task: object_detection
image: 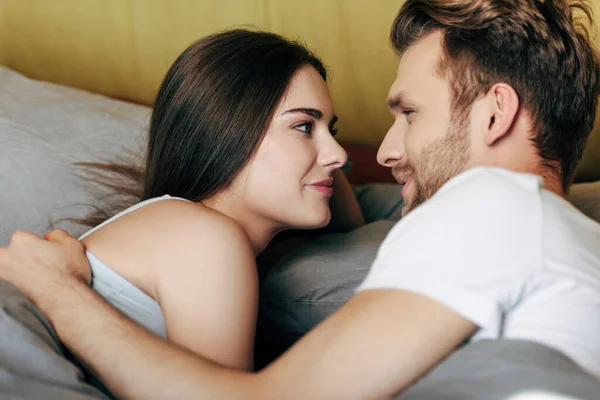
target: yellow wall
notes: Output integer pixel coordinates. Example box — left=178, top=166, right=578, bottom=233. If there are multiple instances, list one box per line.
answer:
left=1, top=0, right=599, bottom=181
left=0, top=0, right=401, bottom=146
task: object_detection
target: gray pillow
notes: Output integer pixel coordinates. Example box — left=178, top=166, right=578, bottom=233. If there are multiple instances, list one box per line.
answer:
left=570, top=180, right=600, bottom=222
left=0, top=66, right=149, bottom=245
left=255, top=218, right=395, bottom=367
left=353, top=183, right=404, bottom=223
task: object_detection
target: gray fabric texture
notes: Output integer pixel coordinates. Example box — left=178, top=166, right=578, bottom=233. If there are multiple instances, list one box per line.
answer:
left=396, top=339, right=600, bottom=400
left=256, top=219, right=396, bottom=357
left=0, top=279, right=109, bottom=399
left=353, top=183, right=404, bottom=223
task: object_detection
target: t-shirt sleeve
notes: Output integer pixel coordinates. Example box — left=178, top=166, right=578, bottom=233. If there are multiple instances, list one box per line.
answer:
left=356, top=168, right=543, bottom=334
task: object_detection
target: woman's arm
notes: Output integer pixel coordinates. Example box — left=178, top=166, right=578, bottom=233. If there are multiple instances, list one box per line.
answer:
left=155, top=213, right=258, bottom=371
left=82, top=200, right=259, bottom=371
left=326, top=169, right=365, bottom=232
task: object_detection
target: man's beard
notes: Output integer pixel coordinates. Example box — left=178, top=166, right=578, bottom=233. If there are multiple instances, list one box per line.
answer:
left=393, top=120, right=471, bottom=216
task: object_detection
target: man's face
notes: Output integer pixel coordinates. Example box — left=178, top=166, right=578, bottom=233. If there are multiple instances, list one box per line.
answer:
left=377, top=31, right=471, bottom=215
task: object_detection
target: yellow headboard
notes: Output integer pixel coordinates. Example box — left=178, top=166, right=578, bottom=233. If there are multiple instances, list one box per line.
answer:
left=1, top=0, right=599, bottom=181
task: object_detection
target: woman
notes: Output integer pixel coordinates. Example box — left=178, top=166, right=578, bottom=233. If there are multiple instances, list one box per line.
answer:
left=75, top=29, right=364, bottom=372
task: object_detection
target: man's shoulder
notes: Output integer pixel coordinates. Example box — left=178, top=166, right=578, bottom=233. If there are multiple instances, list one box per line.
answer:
left=384, top=167, right=545, bottom=248
left=438, top=166, right=543, bottom=202
left=370, top=167, right=546, bottom=296
left=540, top=187, right=600, bottom=261
left=418, top=167, right=544, bottom=220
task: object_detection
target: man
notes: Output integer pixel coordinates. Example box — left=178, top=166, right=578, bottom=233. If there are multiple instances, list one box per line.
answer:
left=1, top=0, right=600, bottom=399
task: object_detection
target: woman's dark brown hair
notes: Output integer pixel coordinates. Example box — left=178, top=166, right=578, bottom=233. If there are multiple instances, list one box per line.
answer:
left=77, top=29, right=326, bottom=226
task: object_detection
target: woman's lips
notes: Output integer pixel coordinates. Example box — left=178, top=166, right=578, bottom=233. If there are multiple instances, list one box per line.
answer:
left=306, top=178, right=334, bottom=197
left=307, top=185, right=334, bottom=196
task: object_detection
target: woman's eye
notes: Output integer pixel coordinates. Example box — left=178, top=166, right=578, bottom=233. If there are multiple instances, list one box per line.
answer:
left=294, top=122, right=313, bottom=134
left=329, top=126, right=339, bottom=136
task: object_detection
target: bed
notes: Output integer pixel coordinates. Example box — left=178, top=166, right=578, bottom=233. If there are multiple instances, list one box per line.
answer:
left=1, top=1, right=600, bottom=399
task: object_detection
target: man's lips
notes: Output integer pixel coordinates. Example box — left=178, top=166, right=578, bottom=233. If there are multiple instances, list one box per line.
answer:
left=392, top=169, right=413, bottom=199
left=391, top=161, right=415, bottom=200
left=401, top=177, right=413, bottom=199
left=306, top=177, right=334, bottom=196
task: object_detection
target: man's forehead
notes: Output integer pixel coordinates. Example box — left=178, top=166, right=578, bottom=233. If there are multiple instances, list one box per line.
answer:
left=397, top=31, right=444, bottom=78
left=390, top=31, right=446, bottom=99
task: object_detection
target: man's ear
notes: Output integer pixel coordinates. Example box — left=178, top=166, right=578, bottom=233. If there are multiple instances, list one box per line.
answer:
left=484, top=83, right=520, bottom=146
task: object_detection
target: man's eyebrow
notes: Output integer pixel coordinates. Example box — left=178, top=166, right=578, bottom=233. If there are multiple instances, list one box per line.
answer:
left=387, top=92, right=412, bottom=111
left=284, top=108, right=338, bottom=125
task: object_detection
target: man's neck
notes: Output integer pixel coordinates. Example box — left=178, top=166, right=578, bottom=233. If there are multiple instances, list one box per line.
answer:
left=539, top=169, right=565, bottom=198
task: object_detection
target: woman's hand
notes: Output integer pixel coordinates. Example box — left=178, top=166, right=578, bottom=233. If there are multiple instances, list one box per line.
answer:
left=326, top=169, right=365, bottom=232
left=0, top=230, right=91, bottom=309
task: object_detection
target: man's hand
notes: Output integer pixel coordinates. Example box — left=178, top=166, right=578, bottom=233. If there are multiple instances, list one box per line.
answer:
left=0, top=230, right=91, bottom=307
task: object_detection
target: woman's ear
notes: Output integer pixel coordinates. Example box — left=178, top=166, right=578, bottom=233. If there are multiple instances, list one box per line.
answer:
left=484, top=83, right=520, bottom=146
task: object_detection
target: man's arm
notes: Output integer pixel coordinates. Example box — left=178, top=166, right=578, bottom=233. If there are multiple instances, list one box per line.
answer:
left=0, top=231, right=475, bottom=400
left=39, top=274, right=475, bottom=400
left=39, top=277, right=261, bottom=400
left=327, top=169, right=365, bottom=232
left=261, top=289, right=475, bottom=399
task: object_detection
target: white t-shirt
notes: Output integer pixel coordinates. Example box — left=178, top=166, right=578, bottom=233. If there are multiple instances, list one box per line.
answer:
left=357, top=167, right=600, bottom=377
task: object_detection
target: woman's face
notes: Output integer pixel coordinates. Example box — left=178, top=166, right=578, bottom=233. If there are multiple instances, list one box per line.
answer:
left=234, top=65, right=347, bottom=230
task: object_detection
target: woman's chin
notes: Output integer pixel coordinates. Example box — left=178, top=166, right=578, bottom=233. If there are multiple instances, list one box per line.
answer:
left=293, top=211, right=330, bottom=230
left=281, top=205, right=331, bottom=230
left=309, top=209, right=331, bottom=229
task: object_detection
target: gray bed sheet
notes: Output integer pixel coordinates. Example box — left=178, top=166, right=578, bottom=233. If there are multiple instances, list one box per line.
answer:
left=396, top=339, right=600, bottom=400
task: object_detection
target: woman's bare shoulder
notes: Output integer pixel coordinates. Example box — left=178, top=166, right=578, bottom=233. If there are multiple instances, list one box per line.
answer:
left=81, top=198, right=254, bottom=296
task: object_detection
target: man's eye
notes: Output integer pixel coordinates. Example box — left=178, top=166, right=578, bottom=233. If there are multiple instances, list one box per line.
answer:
left=294, top=122, right=312, bottom=134
left=403, top=109, right=415, bottom=123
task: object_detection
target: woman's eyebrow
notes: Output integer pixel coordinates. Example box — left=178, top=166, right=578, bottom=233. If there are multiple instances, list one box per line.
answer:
left=284, top=108, right=323, bottom=119
left=284, top=108, right=338, bottom=125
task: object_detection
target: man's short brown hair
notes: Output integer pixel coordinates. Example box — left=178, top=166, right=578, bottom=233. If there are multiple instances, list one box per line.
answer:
left=392, top=0, right=600, bottom=189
